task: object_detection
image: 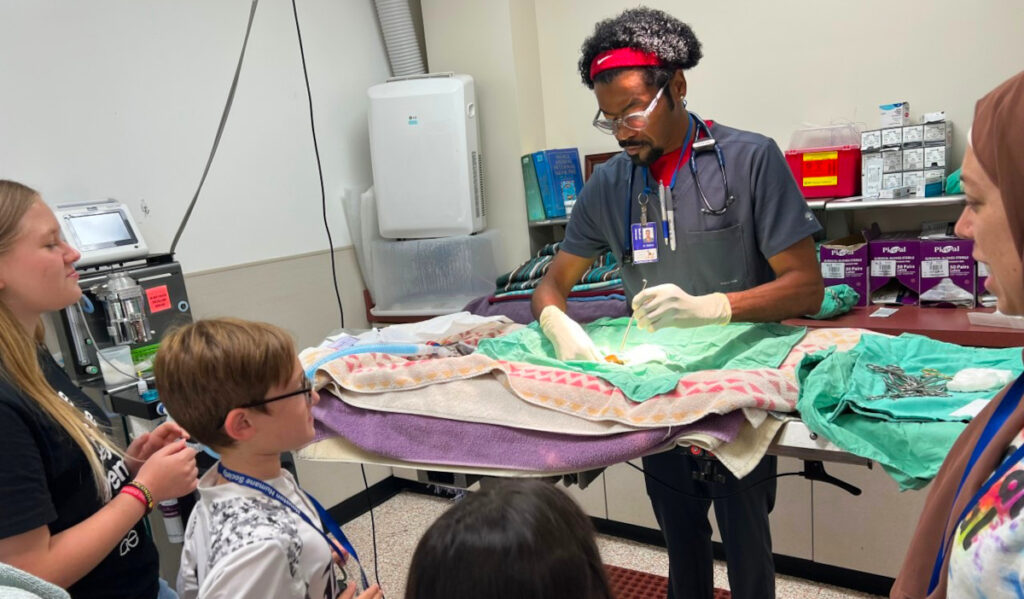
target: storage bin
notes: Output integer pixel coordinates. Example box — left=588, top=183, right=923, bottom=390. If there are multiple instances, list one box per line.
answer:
left=786, top=124, right=862, bottom=199
left=785, top=145, right=862, bottom=199
left=369, top=229, right=501, bottom=316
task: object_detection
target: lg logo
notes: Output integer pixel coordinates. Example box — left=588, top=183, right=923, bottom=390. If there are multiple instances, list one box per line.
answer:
left=119, top=530, right=139, bottom=556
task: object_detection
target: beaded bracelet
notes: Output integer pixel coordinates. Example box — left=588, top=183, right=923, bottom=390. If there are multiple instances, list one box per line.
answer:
left=121, top=481, right=154, bottom=514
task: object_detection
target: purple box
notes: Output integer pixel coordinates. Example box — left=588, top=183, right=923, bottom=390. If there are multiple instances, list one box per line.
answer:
left=977, top=260, right=996, bottom=307
left=919, top=238, right=976, bottom=307
left=820, top=234, right=870, bottom=307
left=868, top=234, right=920, bottom=305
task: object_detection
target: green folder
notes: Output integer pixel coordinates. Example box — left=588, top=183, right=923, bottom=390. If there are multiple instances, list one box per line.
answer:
left=521, top=154, right=547, bottom=221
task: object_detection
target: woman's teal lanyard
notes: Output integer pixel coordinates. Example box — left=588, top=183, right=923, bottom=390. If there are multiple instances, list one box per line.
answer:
left=217, top=462, right=371, bottom=591
left=928, top=373, right=1024, bottom=593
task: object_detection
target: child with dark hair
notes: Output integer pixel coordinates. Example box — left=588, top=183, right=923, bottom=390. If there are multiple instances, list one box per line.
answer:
left=404, top=479, right=613, bottom=599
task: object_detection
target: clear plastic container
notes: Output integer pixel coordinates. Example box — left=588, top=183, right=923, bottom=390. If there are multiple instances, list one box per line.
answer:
left=789, top=124, right=861, bottom=150
left=369, top=229, right=502, bottom=316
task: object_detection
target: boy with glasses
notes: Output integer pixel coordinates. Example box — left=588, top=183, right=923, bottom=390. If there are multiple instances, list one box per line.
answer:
left=154, top=318, right=381, bottom=599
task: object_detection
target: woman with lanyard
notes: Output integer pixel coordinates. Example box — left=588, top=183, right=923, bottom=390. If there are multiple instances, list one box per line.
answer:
left=891, top=70, right=1024, bottom=599
left=0, top=180, right=199, bottom=599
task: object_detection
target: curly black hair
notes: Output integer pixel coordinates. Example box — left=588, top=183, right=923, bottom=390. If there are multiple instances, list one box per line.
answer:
left=578, top=7, right=703, bottom=89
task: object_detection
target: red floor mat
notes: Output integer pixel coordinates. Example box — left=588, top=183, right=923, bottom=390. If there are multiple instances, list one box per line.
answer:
left=605, top=564, right=732, bottom=599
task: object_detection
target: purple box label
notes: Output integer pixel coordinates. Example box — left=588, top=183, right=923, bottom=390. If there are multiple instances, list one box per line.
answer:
left=820, top=241, right=869, bottom=307
left=919, top=239, right=975, bottom=307
left=869, top=238, right=919, bottom=304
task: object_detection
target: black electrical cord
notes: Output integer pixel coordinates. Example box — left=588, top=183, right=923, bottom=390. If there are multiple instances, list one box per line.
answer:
left=290, top=0, right=345, bottom=331
left=290, top=2, right=375, bottom=592
left=624, top=459, right=806, bottom=502
left=360, top=464, right=384, bottom=594
left=170, top=0, right=259, bottom=256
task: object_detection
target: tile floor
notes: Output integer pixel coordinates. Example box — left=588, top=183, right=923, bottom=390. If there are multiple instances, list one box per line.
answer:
left=341, top=490, right=884, bottom=599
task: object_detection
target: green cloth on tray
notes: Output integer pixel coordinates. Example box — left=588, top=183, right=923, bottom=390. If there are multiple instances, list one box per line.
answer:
left=476, top=318, right=806, bottom=402
left=797, top=333, right=1023, bottom=489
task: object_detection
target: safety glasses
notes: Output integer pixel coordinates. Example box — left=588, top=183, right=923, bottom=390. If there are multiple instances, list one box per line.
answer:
left=592, top=84, right=667, bottom=134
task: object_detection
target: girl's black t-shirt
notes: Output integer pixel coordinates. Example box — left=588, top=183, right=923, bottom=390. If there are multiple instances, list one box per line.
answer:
left=0, top=350, right=159, bottom=599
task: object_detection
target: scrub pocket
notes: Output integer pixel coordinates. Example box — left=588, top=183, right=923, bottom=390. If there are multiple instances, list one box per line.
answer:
left=684, top=223, right=752, bottom=292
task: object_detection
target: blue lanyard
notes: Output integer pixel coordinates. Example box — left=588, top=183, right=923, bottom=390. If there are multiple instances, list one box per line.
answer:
left=217, top=463, right=371, bottom=590
left=928, top=373, right=1024, bottom=593
left=642, top=114, right=694, bottom=192
left=624, top=115, right=695, bottom=259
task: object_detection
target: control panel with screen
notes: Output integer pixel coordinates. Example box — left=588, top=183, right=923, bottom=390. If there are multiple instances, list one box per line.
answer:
left=56, top=200, right=148, bottom=267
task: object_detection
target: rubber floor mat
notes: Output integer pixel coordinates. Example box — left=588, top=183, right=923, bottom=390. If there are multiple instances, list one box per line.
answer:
left=605, top=564, right=732, bottom=599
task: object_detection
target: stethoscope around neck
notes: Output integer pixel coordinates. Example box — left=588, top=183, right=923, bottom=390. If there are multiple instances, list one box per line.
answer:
left=622, top=112, right=734, bottom=264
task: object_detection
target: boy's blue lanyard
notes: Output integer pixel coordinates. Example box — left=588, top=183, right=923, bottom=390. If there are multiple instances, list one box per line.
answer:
left=928, top=373, right=1024, bottom=593
left=624, top=115, right=694, bottom=254
left=217, top=462, right=371, bottom=590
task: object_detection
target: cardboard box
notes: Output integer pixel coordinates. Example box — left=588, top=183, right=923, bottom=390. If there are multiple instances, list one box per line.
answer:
left=880, top=101, right=911, bottom=127
left=903, top=147, right=924, bottom=171
left=861, top=130, right=882, bottom=152
left=882, top=127, right=903, bottom=148
left=919, top=238, right=976, bottom=307
left=882, top=149, right=903, bottom=173
left=861, top=152, right=883, bottom=197
left=869, top=234, right=920, bottom=305
left=923, top=145, right=947, bottom=169
left=923, top=121, right=952, bottom=145
left=924, top=168, right=946, bottom=193
left=903, top=170, right=925, bottom=196
left=977, top=261, right=997, bottom=307
left=902, top=125, right=924, bottom=146
left=883, top=172, right=903, bottom=190
left=879, top=185, right=914, bottom=199
left=820, top=233, right=871, bottom=307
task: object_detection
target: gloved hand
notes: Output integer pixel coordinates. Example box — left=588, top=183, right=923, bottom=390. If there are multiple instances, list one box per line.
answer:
left=631, top=284, right=732, bottom=331
left=538, top=305, right=602, bottom=362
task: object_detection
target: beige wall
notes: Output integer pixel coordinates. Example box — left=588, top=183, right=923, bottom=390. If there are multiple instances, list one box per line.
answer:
left=185, top=246, right=369, bottom=349
left=535, top=0, right=1024, bottom=172
left=423, top=1, right=1024, bottom=260
left=421, top=0, right=539, bottom=272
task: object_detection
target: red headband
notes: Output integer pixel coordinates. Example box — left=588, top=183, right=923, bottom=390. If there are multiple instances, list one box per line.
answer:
left=589, top=48, right=663, bottom=80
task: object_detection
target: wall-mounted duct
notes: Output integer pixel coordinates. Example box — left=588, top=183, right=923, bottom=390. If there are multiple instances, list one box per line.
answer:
left=373, top=0, right=426, bottom=77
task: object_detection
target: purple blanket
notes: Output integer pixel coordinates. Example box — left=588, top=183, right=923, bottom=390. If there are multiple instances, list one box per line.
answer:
left=313, top=391, right=744, bottom=472
left=462, top=295, right=628, bottom=325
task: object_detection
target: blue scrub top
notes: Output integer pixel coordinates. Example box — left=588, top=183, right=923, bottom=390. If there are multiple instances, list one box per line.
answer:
left=561, top=121, right=821, bottom=304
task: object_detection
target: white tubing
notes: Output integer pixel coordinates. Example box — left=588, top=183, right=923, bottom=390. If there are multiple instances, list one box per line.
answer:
left=373, top=0, right=426, bottom=77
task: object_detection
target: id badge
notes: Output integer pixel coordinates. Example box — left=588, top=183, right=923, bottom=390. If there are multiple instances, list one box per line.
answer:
left=630, top=223, right=659, bottom=264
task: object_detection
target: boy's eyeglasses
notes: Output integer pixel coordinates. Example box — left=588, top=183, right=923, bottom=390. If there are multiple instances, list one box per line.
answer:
left=592, top=84, right=667, bottom=134
left=218, top=378, right=315, bottom=428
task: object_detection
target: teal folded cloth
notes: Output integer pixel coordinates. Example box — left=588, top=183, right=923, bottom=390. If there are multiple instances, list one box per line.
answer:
left=806, top=284, right=859, bottom=319
left=797, top=333, right=1024, bottom=489
left=477, top=318, right=806, bottom=402
left=495, top=245, right=619, bottom=292
left=946, top=167, right=963, bottom=194
left=492, top=278, right=623, bottom=299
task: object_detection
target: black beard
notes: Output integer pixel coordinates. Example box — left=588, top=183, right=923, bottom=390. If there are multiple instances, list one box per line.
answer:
left=623, top=143, right=665, bottom=167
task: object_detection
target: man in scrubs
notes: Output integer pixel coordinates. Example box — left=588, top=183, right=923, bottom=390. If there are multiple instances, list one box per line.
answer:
left=532, top=8, right=824, bottom=599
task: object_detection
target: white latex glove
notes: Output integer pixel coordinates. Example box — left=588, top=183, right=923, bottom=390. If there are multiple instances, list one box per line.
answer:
left=538, top=305, right=602, bottom=362
left=631, top=284, right=732, bottom=331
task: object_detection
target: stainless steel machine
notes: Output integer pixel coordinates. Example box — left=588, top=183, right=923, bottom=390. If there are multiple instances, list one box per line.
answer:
left=51, top=201, right=202, bottom=571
